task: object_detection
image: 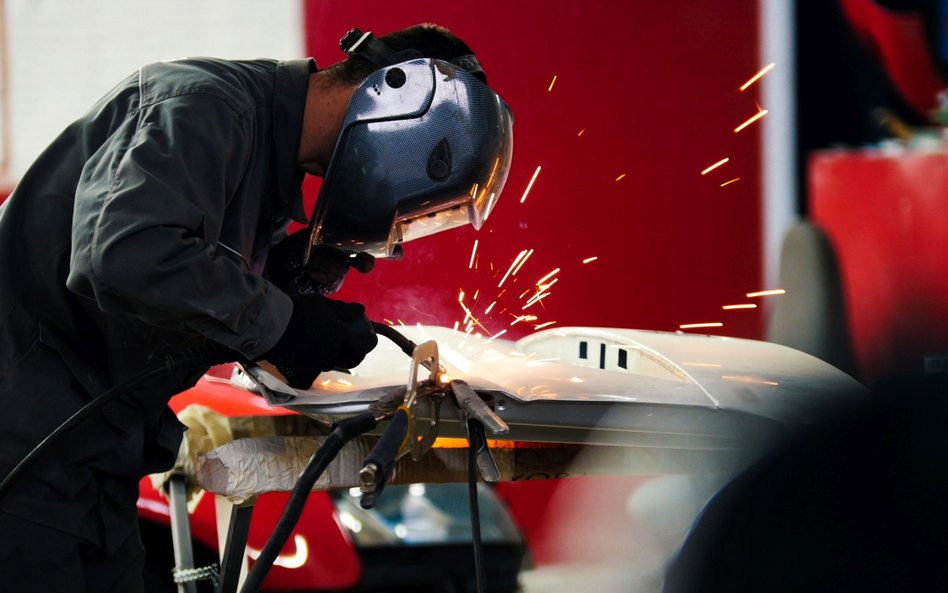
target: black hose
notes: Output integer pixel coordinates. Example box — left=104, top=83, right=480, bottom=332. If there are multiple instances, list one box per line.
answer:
left=371, top=321, right=418, bottom=357
left=0, top=343, right=234, bottom=505
left=239, top=412, right=377, bottom=593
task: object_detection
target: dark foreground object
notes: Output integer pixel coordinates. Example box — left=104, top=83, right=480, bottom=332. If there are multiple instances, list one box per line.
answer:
left=666, top=373, right=948, bottom=593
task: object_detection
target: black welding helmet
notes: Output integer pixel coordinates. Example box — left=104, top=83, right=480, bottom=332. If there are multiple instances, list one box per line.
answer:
left=306, top=29, right=514, bottom=259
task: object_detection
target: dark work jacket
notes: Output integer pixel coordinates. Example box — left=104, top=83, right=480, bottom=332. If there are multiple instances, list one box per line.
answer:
left=0, top=57, right=314, bottom=549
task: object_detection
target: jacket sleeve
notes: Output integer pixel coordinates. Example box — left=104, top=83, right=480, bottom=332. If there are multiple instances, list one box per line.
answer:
left=67, top=92, right=292, bottom=360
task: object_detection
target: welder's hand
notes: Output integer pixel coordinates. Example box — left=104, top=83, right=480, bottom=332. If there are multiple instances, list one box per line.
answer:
left=267, top=231, right=374, bottom=296
left=261, top=294, right=378, bottom=389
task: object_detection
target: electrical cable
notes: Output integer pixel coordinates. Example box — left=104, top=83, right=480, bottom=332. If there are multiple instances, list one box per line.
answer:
left=239, top=412, right=377, bottom=593
left=0, top=343, right=235, bottom=504
left=467, top=420, right=487, bottom=593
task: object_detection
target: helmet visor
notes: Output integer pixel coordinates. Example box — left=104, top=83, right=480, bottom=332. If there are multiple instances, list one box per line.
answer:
left=388, top=100, right=513, bottom=251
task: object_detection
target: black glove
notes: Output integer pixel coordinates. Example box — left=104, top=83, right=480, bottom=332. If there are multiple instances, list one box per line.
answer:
left=267, top=231, right=375, bottom=296
left=262, top=294, right=378, bottom=389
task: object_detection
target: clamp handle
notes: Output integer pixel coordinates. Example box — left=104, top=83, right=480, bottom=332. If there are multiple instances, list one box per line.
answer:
left=450, top=380, right=509, bottom=435
left=359, top=406, right=410, bottom=508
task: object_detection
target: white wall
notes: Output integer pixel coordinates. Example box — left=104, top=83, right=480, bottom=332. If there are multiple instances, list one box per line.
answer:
left=1, top=0, right=304, bottom=184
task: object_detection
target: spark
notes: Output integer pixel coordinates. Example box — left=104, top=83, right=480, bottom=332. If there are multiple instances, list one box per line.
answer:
left=510, top=248, right=534, bottom=278
left=485, top=300, right=497, bottom=315
left=701, top=158, right=730, bottom=175
left=746, top=288, right=786, bottom=298
left=473, top=289, right=479, bottom=300
left=739, top=63, right=775, bottom=91
left=720, top=178, right=741, bottom=187
left=397, top=319, right=406, bottom=326
left=538, top=277, right=559, bottom=292
left=383, top=318, right=394, bottom=325
left=453, top=320, right=459, bottom=333
left=582, top=256, right=598, bottom=264
left=722, top=303, right=757, bottom=310
left=519, top=289, right=531, bottom=299
left=577, top=128, right=586, bottom=137
left=510, top=314, right=538, bottom=326
left=483, top=329, right=508, bottom=345
left=459, top=300, right=491, bottom=335
left=458, top=289, right=465, bottom=303
left=498, top=250, right=528, bottom=288
left=337, top=379, right=352, bottom=387
left=469, top=239, right=478, bottom=269
left=734, top=109, right=768, bottom=133
left=615, top=173, right=626, bottom=182
left=522, top=291, right=551, bottom=309
left=520, top=166, right=542, bottom=203
left=679, top=322, right=724, bottom=329
left=534, top=321, right=557, bottom=330
left=536, top=268, right=560, bottom=286
left=548, top=75, right=557, bottom=92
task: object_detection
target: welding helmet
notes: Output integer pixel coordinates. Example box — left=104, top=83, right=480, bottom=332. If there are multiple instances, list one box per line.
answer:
left=306, top=29, right=514, bottom=259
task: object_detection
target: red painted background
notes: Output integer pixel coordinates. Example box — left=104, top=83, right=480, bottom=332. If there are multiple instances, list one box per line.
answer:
left=303, top=0, right=765, bottom=341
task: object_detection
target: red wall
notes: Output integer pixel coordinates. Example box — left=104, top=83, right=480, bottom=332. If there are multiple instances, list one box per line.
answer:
left=303, top=0, right=764, bottom=341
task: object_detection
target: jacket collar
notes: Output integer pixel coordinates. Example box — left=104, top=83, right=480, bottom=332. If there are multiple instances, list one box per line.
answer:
left=272, top=58, right=317, bottom=223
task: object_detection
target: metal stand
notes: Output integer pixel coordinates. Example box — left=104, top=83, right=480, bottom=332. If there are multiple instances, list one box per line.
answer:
left=168, top=475, right=198, bottom=593
left=218, top=500, right=255, bottom=593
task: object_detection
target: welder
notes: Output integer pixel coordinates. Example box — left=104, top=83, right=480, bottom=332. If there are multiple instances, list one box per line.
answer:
left=0, top=23, right=512, bottom=592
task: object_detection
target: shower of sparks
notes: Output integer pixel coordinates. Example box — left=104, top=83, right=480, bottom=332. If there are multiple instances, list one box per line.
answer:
left=746, top=288, right=786, bottom=298
left=483, top=329, right=508, bottom=345
left=577, top=128, right=586, bottom=137
left=469, top=239, right=478, bottom=269
left=485, top=300, right=497, bottom=315
left=520, top=166, right=542, bottom=203
left=739, top=63, right=775, bottom=91
left=534, top=321, right=557, bottom=330
left=722, top=303, right=757, bottom=310
left=734, top=109, right=768, bottom=133
left=582, top=256, right=598, bottom=264
left=498, top=250, right=528, bottom=287
left=679, top=322, right=724, bottom=329
left=615, top=173, right=626, bottom=182
left=720, top=177, right=741, bottom=187
left=548, top=75, right=558, bottom=92
left=701, top=158, right=730, bottom=175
